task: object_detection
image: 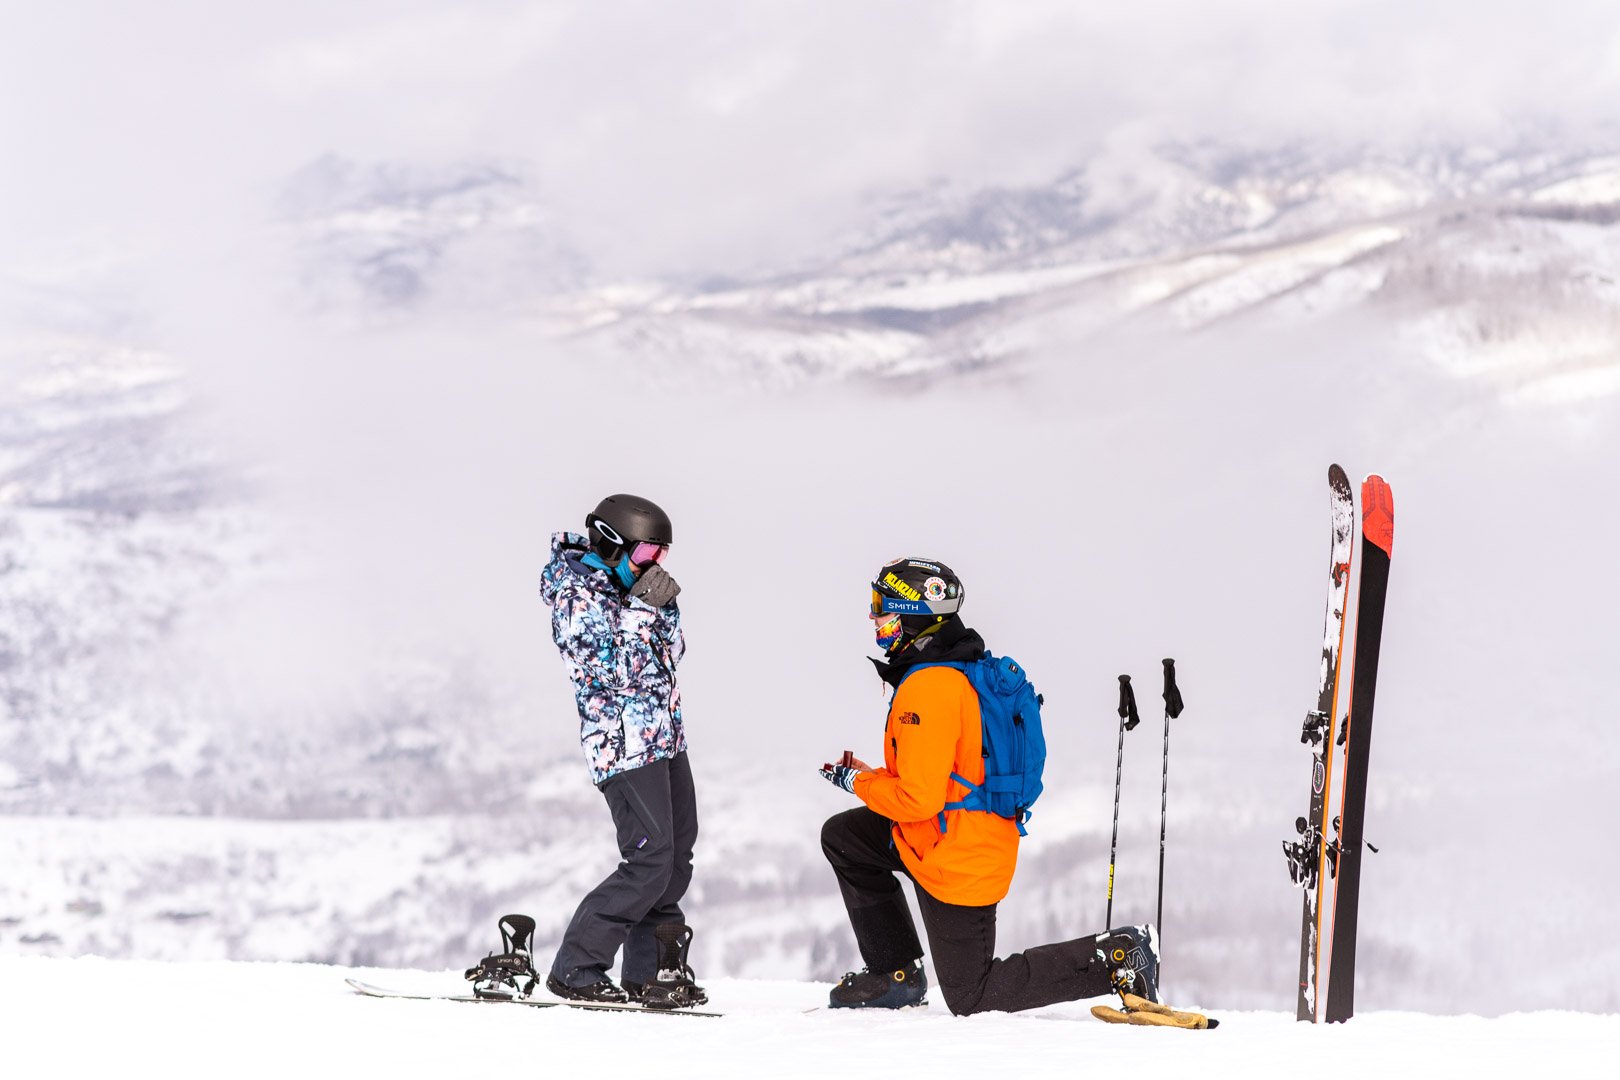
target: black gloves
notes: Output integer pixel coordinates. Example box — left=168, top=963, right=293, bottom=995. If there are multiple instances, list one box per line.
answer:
left=630, top=565, right=681, bottom=608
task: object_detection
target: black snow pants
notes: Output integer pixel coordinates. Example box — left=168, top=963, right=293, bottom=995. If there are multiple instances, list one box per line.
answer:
left=551, top=751, right=698, bottom=987
left=820, top=805, right=1114, bottom=1015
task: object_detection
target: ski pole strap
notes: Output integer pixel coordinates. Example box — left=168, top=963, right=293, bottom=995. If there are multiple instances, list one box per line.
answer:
left=1162, top=658, right=1184, bottom=718
left=1118, top=675, right=1140, bottom=731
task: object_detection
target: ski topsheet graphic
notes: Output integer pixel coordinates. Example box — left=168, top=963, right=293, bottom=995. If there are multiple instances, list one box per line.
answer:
left=1325, top=475, right=1394, bottom=1024
left=1285, top=464, right=1356, bottom=1022
left=345, top=978, right=724, bottom=1018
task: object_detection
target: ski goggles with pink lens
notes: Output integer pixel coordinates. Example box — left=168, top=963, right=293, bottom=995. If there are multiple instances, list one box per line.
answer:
left=629, top=541, right=669, bottom=567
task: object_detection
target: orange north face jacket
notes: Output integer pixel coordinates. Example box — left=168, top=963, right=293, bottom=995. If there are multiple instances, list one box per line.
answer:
left=852, top=665, right=1021, bottom=906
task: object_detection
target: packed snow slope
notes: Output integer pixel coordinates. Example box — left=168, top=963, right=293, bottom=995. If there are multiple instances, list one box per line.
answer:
left=2, top=957, right=1614, bottom=1080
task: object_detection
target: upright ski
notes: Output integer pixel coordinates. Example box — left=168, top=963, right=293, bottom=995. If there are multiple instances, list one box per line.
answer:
left=1283, top=464, right=1355, bottom=1022
left=1324, top=475, right=1395, bottom=1023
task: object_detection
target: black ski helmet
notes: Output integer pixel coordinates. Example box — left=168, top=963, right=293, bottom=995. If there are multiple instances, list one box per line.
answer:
left=586, top=494, right=673, bottom=562
left=872, top=556, right=964, bottom=631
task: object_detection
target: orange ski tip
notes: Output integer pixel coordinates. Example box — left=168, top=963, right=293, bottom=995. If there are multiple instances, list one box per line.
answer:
left=1361, top=475, right=1394, bottom=555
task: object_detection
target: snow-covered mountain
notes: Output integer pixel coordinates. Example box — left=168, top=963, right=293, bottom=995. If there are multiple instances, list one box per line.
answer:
left=278, top=155, right=591, bottom=314
left=542, top=140, right=1620, bottom=394
left=259, top=139, right=1620, bottom=401
left=2, top=137, right=1617, bottom=1017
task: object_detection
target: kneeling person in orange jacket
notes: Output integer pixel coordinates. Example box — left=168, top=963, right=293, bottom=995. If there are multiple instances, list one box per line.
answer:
left=818, top=557, right=1159, bottom=1014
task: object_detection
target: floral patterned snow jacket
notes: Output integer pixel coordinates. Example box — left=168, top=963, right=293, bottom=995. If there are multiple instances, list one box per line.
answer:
left=539, top=531, right=687, bottom=785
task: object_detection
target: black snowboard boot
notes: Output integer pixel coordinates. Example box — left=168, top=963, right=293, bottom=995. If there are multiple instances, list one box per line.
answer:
left=464, top=914, right=539, bottom=999
left=626, top=923, right=707, bottom=1010
left=545, top=972, right=631, bottom=1004
left=1096, top=924, right=1160, bottom=1003
left=828, top=960, right=927, bottom=1009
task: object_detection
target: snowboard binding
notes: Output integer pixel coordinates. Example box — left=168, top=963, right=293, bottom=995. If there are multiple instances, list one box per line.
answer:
left=464, top=914, right=539, bottom=1000
left=627, top=923, right=708, bottom=1010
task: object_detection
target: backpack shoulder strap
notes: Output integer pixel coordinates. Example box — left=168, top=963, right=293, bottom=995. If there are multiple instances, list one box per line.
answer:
left=894, top=660, right=969, bottom=688
left=892, top=660, right=982, bottom=834
left=915, top=658, right=993, bottom=834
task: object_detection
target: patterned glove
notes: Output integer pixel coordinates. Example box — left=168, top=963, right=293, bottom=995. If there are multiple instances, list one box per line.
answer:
left=629, top=565, right=681, bottom=608
left=819, top=762, right=859, bottom=793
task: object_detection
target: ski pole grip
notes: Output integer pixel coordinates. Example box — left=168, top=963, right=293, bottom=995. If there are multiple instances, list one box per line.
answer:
left=1118, top=674, right=1140, bottom=731
left=1162, top=658, right=1185, bottom=718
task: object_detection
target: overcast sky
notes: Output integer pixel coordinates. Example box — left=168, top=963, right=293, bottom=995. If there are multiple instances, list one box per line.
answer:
left=5, top=1, right=1620, bottom=279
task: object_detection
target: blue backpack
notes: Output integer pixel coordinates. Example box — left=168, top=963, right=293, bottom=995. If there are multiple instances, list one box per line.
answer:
left=901, top=652, right=1047, bottom=836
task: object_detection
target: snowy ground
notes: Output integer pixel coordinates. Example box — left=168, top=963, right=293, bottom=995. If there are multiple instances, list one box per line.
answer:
left=3, top=957, right=1614, bottom=1079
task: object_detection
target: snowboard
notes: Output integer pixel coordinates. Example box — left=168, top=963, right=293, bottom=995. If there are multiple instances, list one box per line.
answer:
left=1324, top=474, right=1394, bottom=1023
left=1285, top=464, right=1356, bottom=1022
left=345, top=978, right=724, bottom=1018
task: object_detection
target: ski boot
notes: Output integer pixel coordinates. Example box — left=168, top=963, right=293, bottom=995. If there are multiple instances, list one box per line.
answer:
left=1094, top=924, right=1160, bottom=1004
left=828, top=960, right=927, bottom=1009
left=464, top=914, right=539, bottom=999
left=625, top=923, right=708, bottom=1010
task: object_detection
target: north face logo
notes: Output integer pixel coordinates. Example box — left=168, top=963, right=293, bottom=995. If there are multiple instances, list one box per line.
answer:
left=898, top=712, right=921, bottom=725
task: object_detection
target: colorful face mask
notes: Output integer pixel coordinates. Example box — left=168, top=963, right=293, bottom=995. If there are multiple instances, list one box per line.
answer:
left=873, top=611, right=905, bottom=652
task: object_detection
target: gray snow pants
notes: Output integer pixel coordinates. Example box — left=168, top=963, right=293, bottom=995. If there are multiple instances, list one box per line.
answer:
left=551, top=751, right=697, bottom=988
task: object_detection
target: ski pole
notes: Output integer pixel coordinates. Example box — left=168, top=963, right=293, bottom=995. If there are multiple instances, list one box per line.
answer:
left=1157, top=659, right=1185, bottom=971
left=1106, top=674, right=1140, bottom=929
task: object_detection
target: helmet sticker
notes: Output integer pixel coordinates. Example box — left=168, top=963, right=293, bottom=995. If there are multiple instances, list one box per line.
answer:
left=923, top=577, right=947, bottom=601
left=883, top=572, right=922, bottom=602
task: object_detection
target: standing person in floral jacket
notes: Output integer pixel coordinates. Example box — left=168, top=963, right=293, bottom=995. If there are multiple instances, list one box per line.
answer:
left=535, top=493, right=705, bottom=1010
